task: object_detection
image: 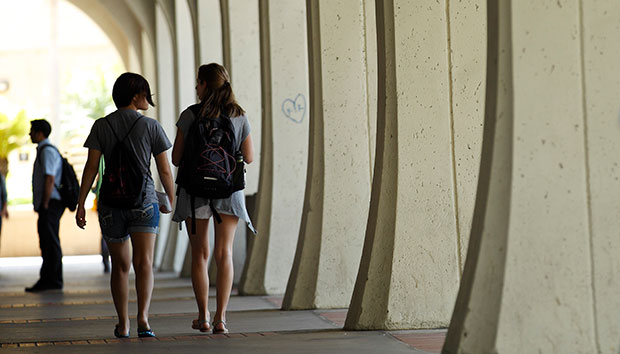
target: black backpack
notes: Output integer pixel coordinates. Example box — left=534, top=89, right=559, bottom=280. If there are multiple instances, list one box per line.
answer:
left=98, top=117, right=147, bottom=209
left=40, top=145, right=80, bottom=211
left=176, top=104, right=245, bottom=229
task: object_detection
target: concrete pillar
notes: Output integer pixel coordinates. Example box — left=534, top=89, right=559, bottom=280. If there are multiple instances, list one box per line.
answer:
left=158, top=0, right=197, bottom=273
left=583, top=3, right=620, bottom=353
left=346, top=0, right=486, bottom=330
left=196, top=0, right=223, bottom=64
left=238, top=0, right=309, bottom=295
left=154, top=2, right=179, bottom=270
left=449, top=0, right=487, bottom=269
left=363, top=0, right=377, bottom=173
left=444, top=1, right=598, bottom=352
left=227, top=0, right=261, bottom=195
left=282, top=0, right=371, bottom=310
left=175, top=0, right=196, bottom=111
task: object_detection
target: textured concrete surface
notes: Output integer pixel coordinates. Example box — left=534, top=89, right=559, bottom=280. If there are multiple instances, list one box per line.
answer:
left=239, top=0, right=309, bottom=296
left=283, top=0, right=371, bottom=311
left=0, top=258, right=443, bottom=353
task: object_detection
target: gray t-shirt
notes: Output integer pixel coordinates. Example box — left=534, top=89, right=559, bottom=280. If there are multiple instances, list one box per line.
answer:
left=84, top=109, right=172, bottom=207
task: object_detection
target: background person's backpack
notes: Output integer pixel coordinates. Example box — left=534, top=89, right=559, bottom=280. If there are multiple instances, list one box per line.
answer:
left=40, top=145, right=80, bottom=211
left=176, top=104, right=243, bottom=230
left=98, top=117, right=147, bottom=209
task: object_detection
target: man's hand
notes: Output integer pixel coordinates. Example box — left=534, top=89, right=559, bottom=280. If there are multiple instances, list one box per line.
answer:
left=1, top=205, right=8, bottom=219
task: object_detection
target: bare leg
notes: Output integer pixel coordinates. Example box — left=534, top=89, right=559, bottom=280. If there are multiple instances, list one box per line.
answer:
left=107, top=240, right=131, bottom=335
left=187, top=217, right=211, bottom=331
left=213, top=214, right=238, bottom=331
left=130, top=232, right=156, bottom=331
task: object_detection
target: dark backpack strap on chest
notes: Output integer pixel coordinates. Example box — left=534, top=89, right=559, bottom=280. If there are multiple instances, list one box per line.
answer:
left=105, top=116, right=144, bottom=144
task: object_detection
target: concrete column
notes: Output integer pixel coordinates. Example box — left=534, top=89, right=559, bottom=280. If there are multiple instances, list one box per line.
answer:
left=238, top=0, right=309, bottom=295
left=282, top=0, right=371, bottom=310
left=175, top=0, right=196, bottom=111
left=443, top=1, right=598, bottom=352
left=227, top=0, right=261, bottom=195
left=196, top=0, right=223, bottom=64
left=583, top=3, right=620, bottom=353
left=346, top=0, right=485, bottom=329
left=157, top=0, right=196, bottom=273
left=154, top=2, right=179, bottom=270
left=449, top=0, right=487, bottom=269
left=363, top=0, right=377, bottom=173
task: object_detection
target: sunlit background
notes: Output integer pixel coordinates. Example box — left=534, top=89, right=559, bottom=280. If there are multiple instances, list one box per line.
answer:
left=0, top=0, right=124, bottom=258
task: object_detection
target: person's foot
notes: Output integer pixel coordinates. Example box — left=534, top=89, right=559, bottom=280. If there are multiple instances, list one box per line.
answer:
left=103, top=262, right=110, bottom=273
left=137, top=327, right=156, bottom=338
left=114, top=324, right=130, bottom=338
left=212, top=320, right=229, bottom=334
left=25, top=282, right=62, bottom=292
left=192, top=318, right=212, bottom=333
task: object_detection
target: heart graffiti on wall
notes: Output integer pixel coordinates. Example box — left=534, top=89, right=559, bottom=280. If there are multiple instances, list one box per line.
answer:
left=282, top=94, right=306, bottom=124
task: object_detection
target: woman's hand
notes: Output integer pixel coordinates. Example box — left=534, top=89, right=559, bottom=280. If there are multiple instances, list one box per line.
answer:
left=159, top=202, right=172, bottom=214
left=75, top=204, right=87, bottom=229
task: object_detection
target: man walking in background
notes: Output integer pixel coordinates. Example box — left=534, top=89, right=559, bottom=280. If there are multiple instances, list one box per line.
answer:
left=26, top=119, right=64, bottom=292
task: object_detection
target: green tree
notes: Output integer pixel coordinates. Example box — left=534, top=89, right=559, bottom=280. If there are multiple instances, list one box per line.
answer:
left=0, top=110, right=30, bottom=177
left=63, top=67, right=115, bottom=120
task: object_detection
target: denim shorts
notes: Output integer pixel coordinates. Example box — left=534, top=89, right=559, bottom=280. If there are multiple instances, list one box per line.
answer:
left=98, top=203, right=160, bottom=243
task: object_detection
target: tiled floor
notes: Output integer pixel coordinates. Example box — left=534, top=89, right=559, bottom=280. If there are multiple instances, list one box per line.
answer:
left=0, top=257, right=445, bottom=353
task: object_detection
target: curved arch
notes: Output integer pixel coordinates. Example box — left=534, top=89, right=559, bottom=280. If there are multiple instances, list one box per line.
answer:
left=66, top=0, right=141, bottom=72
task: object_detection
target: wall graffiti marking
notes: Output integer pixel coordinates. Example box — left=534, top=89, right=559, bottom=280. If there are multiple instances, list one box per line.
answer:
left=282, top=94, right=306, bottom=124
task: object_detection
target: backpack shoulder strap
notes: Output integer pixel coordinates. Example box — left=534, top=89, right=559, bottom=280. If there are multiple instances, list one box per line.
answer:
left=105, top=116, right=144, bottom=143
left=219, top=114, right=236, bottom=146
left=104, top=118, right=120, bottom=142
left=38, top=144, right=61, bottom=163
left=121, top=116, right=144, bottom=143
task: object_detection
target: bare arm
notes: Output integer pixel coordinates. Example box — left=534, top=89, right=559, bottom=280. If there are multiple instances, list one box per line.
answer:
left=76, top=149, right=101, bottom=229
left=241, top=133, right=254, bottom=164
left=171, top=129, right=184, bottom=167
left=155, top=151, right=175, bottom=213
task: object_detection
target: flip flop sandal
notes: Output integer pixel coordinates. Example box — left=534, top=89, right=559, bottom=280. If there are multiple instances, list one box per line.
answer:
left=212, top=320, right=229, bottom=334
left=192, top=318, right=212, bottom=333
left=114, top=325, right=129, bottom=338
left=138, top=328, right=156, bottom=338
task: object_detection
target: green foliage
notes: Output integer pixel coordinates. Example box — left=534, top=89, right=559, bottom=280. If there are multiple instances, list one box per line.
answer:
left=8, top=196, right=32, bottom=206
left=63, top=67, right=116, bottom=120
left=0, top=110, right=29, bottom=159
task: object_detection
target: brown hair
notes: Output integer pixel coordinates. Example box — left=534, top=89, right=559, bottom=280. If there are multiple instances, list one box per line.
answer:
left=197, top=63, right=245, bottom=118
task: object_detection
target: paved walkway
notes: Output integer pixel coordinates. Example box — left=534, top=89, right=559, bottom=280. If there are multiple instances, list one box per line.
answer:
left=0, top=257, right=446, bottom=353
